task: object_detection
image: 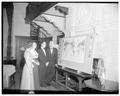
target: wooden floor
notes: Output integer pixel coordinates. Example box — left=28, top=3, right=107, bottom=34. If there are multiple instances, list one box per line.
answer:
left=11, top=67, right=69, bottom=91
left=2, top=67, right=119, bottom=94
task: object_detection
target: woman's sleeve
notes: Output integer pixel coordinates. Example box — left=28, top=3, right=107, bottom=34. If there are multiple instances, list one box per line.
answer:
left=34, top=52, right=38, bottom=58
left=32, top=52, right=40, bottom=65
left=24, top=51, right=32, bottom=73
left=32, top=59, right=40, bottom=65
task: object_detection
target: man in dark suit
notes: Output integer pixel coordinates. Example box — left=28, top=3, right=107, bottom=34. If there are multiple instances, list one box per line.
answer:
left=38, top=41, right=49, bottom=87
left=46, top=41, right=58, bottom=86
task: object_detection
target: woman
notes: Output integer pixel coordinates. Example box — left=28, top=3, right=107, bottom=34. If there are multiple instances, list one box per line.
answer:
left=38, top=41, right=49, bottom=87
left=20, top=41, right=39, bottom=91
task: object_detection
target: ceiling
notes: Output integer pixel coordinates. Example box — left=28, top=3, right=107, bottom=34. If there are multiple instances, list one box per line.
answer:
left=25, top=2, right=57, bottom=23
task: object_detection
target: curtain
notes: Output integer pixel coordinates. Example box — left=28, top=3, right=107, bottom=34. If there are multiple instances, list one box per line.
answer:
left=3, top=2, right=14, bottom=60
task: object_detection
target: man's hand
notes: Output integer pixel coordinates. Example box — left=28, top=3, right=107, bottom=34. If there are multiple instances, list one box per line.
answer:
left=55, top=64, right=58, bottom=67
left=46, top=62, right=49, bottom=67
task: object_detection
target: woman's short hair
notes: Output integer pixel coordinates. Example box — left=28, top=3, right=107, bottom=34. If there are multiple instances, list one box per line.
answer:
left=26, top=41, right=36, bottom=48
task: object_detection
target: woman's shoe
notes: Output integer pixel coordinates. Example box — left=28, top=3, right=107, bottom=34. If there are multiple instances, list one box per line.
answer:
left=29, top=91, right=34, bottom=94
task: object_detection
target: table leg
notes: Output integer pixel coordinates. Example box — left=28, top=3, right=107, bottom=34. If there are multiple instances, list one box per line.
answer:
left=55, top=68, right=58, bottom=82
left=78, top=77, right=83, bottom=91
left=65, top=72, right=67, bottom=87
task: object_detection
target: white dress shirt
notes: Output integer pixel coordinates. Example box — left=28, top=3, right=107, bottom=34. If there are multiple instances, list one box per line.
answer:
left=42, top=48, right=46, bottom=56
left=50, top=48, right=53, bottom=54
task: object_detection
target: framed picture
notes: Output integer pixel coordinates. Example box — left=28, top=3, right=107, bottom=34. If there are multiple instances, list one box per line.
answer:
left=58, top=32, right=94, bottom=74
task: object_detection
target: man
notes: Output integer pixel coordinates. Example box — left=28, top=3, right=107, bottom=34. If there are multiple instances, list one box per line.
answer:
left=37, top=41, right=49, bottom=87
left=46, top=41, right=58, bottom=86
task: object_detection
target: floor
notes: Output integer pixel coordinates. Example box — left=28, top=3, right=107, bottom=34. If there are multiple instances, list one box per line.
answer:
left=3, top=67, right=118, bottom=94
left=11, top=67, right=69, bottom=91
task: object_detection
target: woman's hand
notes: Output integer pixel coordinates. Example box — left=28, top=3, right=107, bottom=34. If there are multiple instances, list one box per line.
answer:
left=55, top=64, right=58, bottom=67
left=32, top=59, right=40, bottom=65
left=36, top=61, right=40, bottom=65
left=32, top=64, right=34, bottom=68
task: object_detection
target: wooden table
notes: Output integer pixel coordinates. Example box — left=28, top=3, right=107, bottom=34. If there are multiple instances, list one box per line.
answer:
left=55, top=66, right=92, bottom=91
left=85, top=78, right=119, bottom=93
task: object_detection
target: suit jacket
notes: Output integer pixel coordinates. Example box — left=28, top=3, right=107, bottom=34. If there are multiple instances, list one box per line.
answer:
left=37, top=48, right=49, bottom=87
left=37, top=48, right=48, bottom=66
left=46, top=48, right=58, bottom=67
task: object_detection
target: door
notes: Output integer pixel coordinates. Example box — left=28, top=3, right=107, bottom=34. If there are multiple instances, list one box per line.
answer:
left=15, top=36, right=31, bottom=69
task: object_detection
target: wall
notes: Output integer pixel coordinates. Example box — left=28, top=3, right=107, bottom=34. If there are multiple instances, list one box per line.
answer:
left=34, top=14, right=65, bottom=36
left=58, top=3, right=118, bottom=82
left=42, top=5, right=65, bottom=32
left=57, top=3, right=74, bottom=37
left=41, top=14, right=65, bottom=32
left=34, top=5, right=65, bottom=36
left=11, top=3, right=65, bottom=57
left=3, top=8, right=9, bottom=58
left=41, top=5, right=65, bottom=31
left=12, top=3, right=30, bottom=58
left=3, top=3, right=118, bottom=82
left=34, top=5, right=65, bottom=44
